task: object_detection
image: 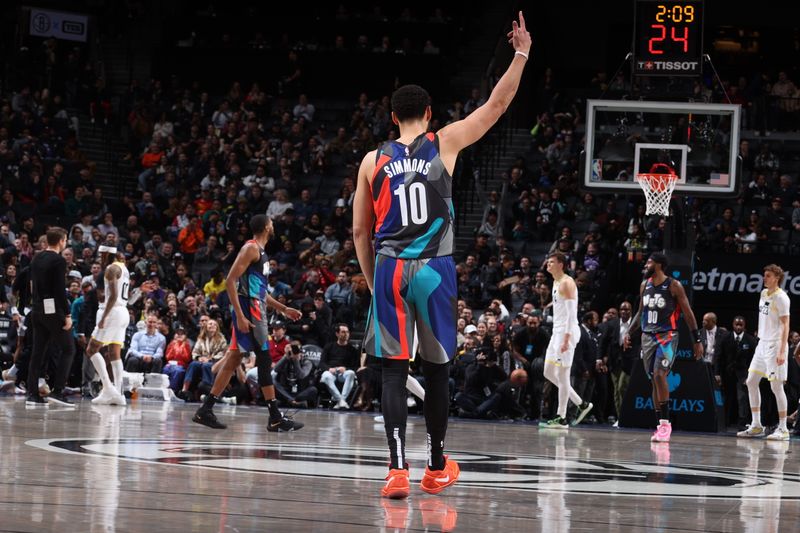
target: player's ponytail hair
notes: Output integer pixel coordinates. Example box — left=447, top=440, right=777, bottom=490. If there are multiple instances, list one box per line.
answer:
left=763, top=264, right=785, bottom=284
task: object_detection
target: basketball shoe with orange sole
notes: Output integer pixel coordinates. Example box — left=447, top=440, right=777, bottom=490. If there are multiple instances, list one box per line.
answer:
left=381, top=468, right=410, bottom=499
left=420, top=456, right=460, bottom=494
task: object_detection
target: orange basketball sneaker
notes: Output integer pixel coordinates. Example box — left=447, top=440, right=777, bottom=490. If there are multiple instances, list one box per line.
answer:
left=381, top=468, right=410, bottom=499
left=420, top=456, right=460, bottom=494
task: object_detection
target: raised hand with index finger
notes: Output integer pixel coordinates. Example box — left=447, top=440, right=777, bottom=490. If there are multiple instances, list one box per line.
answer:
left=506, top=11, right=532, bottom=56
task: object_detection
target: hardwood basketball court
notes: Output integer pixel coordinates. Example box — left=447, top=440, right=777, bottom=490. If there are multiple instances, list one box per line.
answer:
left=1, top=399, right=798, bottom=532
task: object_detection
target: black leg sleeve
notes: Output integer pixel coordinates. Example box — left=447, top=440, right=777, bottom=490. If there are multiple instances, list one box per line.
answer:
left=381, top=358, right=409, bottom=470
left=254, top=346, right=273, bottom=387
left=422, top=359, right=450, bottom=471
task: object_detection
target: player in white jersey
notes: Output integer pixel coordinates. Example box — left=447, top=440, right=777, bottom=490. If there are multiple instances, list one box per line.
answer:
left=738, top=264, right=791, bottom=440
left=539, top=252, right=593, bottom=429
left=85, top=248, right=137, bottom=405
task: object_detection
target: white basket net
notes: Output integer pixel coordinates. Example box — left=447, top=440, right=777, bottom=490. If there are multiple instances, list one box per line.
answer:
left=636, top=173, right=679, bottom=216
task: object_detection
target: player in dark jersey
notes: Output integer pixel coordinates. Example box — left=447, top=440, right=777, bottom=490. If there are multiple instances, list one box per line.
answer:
left=354, top=12, right=531, bottom=499
left=193, top=214, right=303, bottom=431
left=625, top=252, right=702, bottom=442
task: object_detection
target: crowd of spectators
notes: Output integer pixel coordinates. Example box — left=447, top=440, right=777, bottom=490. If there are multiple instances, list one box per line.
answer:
left=1, top=17, right=800, bottom=432
left=451, top=66, right=800, bottom=426
left=0, top=6, right=505, bottom=417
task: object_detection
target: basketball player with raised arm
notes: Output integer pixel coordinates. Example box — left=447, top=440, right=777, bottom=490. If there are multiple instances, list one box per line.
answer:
left=737, top=264, right=792, bottom=440
left=625, top=252, right=703, bottom=442
left=539, top=252, right=593, bottom=429
left=353, top=12, right=531, bottom=500
left=87, top=247, right=144, bottom=406
left=193, top=214, right=303, bottom=432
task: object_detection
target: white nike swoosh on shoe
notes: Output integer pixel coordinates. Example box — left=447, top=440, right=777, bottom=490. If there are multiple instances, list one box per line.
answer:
left=434, top=476, right=450, bottom=484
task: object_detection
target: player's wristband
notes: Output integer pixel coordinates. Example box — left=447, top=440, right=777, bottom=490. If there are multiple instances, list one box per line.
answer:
left=692, top=329, right=702, bottom=344
left=514, top=50, right=529, bottom=60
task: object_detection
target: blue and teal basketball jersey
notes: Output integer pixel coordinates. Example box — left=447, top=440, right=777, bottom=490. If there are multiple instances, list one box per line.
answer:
left=370, top=132, right=454, bottom=259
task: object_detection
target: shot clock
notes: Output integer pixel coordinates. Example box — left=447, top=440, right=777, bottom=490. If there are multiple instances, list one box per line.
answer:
left=633, top=0, right=704, bottom=76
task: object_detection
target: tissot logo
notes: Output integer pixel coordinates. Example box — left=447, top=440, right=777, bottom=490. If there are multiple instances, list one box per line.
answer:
left=637, top=60, right=699, bottom=72
left=25, top=439, right=800, bottom=499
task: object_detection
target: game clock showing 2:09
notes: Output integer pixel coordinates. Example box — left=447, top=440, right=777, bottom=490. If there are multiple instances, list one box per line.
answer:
left=633, top=0, right=704, bottom=76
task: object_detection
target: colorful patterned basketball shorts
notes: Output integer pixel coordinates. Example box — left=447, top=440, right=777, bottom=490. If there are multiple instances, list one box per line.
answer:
left=641, top=330, right=679, bottom=377
left=230, top=295, right=270, bottom=354
left=363, top=255, right=457, bottom=364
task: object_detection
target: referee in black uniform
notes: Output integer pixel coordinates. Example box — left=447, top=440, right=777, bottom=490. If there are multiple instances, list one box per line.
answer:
left=27, top=227, right=76, bottom=406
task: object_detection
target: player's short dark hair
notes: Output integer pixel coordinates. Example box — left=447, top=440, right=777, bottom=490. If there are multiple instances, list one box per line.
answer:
left=250, top=214, right=269, bottom=235
left=391, top=84, right=431, bottom=122
left=649, top=252, right=668, bottom=270
left=46, top=227, right=67, bottom=246
left=548, top=252, right=567, bottom=266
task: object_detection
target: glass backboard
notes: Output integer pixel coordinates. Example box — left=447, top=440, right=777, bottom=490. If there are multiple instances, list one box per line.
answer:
left=582, top=99, right=741, bottom=198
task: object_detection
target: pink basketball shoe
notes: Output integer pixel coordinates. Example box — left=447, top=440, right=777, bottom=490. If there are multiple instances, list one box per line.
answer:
left=650, top=421, right=672, bottom=443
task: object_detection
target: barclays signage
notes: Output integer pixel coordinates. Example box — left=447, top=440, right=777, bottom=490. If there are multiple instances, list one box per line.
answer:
left=632, top=371, right=706, bottom=413
left=620, top=357, right=723, bottom=432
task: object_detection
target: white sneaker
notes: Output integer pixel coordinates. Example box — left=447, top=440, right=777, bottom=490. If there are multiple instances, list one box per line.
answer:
left=374, top=415, right=385, bottom=423
left=91, top=387, right=116, bottom=405
left=335, top=398, right=349, bottom=410
left=766, top=428, right=790, bottom=441
left=737, top=425, right=765, bottom=438
left=406, top=396, right=417, bottom=409
left=108, top=388, right=127, bottom=406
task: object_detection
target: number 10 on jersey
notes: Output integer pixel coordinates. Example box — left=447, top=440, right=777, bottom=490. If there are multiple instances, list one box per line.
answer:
left=394, top=182, right=428, bottom=226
